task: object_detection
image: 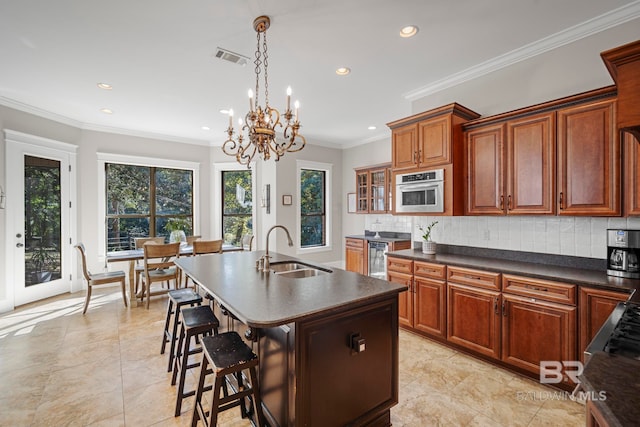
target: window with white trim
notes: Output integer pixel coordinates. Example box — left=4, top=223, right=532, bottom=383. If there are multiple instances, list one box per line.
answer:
left=297, top=160, right=331, bottom=251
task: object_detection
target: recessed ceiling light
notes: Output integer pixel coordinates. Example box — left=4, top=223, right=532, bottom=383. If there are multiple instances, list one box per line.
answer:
left=201, top=126, right=210, bottom=131
left=399, top=25, right=418, bottom=38
left=219, top=109, right=229, bottom=114
left=368, top=126, right=377, bottom=130
left=97, top=83, right=112, bottom=90
left=100, top=108, right=113, bottom=114
left=336, top=67, right=351, bottom=76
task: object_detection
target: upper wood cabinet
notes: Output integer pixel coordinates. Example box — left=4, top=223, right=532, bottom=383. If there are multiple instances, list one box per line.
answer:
left=624, top=131, right=640, bottom=216
left=465, top=123, right=505, bottom=215
left=506, top=112, right=556, bottom=215
left=388, top=103, right=480, bottom=172
left=354, top=164, right=391, bottom=213
left=465, top=112, right=556, bottom=215
left=557, top=98, right=620, bottom=216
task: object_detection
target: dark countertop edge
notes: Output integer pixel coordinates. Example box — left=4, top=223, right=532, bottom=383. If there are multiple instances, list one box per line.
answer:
left=176, top=253, right=407, bottom=329
left=386, top=248, right=640, bottom=295
left=346, top=235, right=412, bottom=243
left=579, top=352, right=638, bottom=427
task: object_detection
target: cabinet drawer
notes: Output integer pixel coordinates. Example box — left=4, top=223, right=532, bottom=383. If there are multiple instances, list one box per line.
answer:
left=346, top=238, right=364, bottom=249
left=414, top=261, right=446, bottom=280
left=447, top=266, right=500, bottom=290
left=502, top=274, right=576, bottom=305
left=387, top=257, right=413, bottom=275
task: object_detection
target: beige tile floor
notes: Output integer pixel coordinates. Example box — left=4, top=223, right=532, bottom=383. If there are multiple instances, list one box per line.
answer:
left=0, top=286, right=585, bottom=427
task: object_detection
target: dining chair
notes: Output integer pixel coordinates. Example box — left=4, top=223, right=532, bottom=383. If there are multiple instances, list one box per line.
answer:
left=184, top=239, right=223, bottom=288
left=133, top=237, right=165, bottom=295
left=186, top=235, right=202, bottom=245
left=241, top=233, right=254, bottom=251
left=74, top=243, right=128, bottom=314
left=141, top=242, right=181, bottom=309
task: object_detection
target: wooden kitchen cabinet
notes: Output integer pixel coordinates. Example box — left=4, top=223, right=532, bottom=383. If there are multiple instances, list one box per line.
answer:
left=506, top=112, right=556, bottom=215
left=413, top=261, right=447, bottom=339
left=465, top=123, right=505, bottom=215
left=345, top=238, right=367, bottom=275
left=557, top=98, right=620, bottom=216
left=389, top=103, right=480, bottom=172
left=354, top=164, right=391, bottom=213
left=447, top=266, right=501, bottom=358
left=387, top=257, right=413, bottom=327
left=579, top=286, right=629, bottom=360
left=624, top=131, right=640, bottom=215
left=501, top=275, right=577, bottom=380
left=465, top=112, right=555, bottom=215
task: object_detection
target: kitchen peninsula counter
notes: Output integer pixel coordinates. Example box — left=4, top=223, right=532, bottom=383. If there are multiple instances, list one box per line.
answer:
left=175, top=250, right=404, bottom=427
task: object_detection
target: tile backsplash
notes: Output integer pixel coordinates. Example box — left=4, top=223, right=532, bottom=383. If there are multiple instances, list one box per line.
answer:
left=364, top=214, right=640, bottom=260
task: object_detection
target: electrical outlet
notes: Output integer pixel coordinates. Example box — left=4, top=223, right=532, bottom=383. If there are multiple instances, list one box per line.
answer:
left=483, top=229, right=490, bottom=240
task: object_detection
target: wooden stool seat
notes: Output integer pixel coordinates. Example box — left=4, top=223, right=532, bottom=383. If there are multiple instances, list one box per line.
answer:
left=191, top=332, right=266, bottom=427
left=161, top=288, right=203, bottom=372
left=172, top=305, right=220, bottom=417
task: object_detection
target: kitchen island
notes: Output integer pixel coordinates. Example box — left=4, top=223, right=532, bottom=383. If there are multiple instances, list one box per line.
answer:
left=175, top=250, right=406, bottom=427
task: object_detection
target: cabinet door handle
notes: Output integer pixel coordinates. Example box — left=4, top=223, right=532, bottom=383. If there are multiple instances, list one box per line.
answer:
left=559, top=192, right=564, bottom=210
left=494, top=297, right=499, bottom=315
left=413, top=150, right=417, bottom=163
left=418, top=149, right=422, bottom=164
left=508, top=195, right=512, bottom=210
left=525, top=284, right=548, bottom=292
left=502, top=301, right=507, bottom=316
left=500, top=195, right=504, bottom=210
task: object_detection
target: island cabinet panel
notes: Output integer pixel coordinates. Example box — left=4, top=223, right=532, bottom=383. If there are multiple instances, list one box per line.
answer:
left=465, top=124, right=505, bottom=215
left=447, top=282, right=501, bottom=359
left=624, top=131, right=640, bottom=215
left=500, top=294, right=577, bottom=376
left=297, top=299, right=398, bottom=426
left=345, top=238, right=366, bottom=275
left=557, top=99, right=620, bottom=216
left=506, top=112, right=556, bottom=215
left=579, top=287, right=629, bottom=360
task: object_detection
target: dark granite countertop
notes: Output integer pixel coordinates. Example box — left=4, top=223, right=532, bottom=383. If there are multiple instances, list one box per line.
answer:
left=386, top=248, right=640, bottom=296
left=176, top=251, right=406, bottom=328
left=346, top=231, right=412, bottom=243
left=579, top=352, right=640, bottom=427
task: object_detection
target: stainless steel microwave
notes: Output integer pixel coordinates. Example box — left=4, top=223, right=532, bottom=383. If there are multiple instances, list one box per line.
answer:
left=395, top=169, right=444, bottom=213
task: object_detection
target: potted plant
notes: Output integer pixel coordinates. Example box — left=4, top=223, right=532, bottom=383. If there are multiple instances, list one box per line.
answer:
left=418, top=221, right=438, bottom=254
left=165, top=218, right=189, bottom=245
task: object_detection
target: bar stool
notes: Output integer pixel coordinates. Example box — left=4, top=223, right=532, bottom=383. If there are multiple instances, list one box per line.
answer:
left=191, top=331, right=266, bottom=427
left=172, top=305, right=220, bottom=417
left=161, top=288, right=203, bottom=372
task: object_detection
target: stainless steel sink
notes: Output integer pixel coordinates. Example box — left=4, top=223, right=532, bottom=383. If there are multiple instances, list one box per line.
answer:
left=270, top=261, right=332, bottom=277
left=275, top=268, right=327, bottom=278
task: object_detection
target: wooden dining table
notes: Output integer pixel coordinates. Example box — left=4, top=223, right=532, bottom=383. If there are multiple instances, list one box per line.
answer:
left=106, top=243, right=242, bottom=306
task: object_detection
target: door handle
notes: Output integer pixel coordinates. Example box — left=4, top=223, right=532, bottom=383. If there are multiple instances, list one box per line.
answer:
left=16, top=243, right=24, bottom=248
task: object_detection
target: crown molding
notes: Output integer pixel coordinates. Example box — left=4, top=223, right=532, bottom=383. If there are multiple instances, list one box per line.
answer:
left=404, top=1, right=640, bottom=101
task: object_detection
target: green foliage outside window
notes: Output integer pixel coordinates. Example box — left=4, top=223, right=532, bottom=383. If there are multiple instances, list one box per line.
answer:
left=300, top=169, right=325, bottom=247
left=222, top=170, right=252, bottom=246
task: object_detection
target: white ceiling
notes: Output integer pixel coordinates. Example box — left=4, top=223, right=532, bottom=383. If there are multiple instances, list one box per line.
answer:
left=1, top=0, right=639, bottom=148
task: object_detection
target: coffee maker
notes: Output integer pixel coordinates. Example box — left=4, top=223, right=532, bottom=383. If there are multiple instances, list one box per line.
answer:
left=607, top=229, right=640, bottom=279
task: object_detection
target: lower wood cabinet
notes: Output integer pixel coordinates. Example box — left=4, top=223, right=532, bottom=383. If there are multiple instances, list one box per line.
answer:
left=387, top=257, right=413, bottom=328
left=345, top=238, right=366, bottom=275
left=447, top=282, right=501, bottom=358
left=579, top=286, right=629, bottom=362
left=586, top=400, right=609, bottom=427
left=501, top=293, right=576, bottom=375
left=413, top=261, right=447, bottom=338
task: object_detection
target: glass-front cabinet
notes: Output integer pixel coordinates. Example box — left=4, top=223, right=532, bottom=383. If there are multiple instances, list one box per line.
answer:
left=355, top=163, right=391, bottom=213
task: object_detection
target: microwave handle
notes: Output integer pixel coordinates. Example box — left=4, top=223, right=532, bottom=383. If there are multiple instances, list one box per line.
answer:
left=398, top=183, right=439, bottom=191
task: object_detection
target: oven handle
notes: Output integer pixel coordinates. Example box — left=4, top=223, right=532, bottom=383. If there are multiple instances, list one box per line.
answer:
left=397, top=182, right=442, bottom=191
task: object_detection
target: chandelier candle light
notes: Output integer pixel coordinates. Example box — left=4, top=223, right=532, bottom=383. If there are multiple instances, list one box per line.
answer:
left=222, top=15, right=306, bottom=167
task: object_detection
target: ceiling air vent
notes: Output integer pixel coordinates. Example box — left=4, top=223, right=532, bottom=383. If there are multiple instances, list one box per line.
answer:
left=214, top=47, right=249, bottom=66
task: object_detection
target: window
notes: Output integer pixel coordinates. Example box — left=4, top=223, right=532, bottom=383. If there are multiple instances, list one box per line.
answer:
left=221, top=170, right=253, bottom=246
left=297, top=160, right=332, bottom=251
left=105, top=163, right=193, bottom=252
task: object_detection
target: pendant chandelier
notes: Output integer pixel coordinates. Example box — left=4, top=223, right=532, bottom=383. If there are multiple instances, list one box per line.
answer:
left=222, top=15, right=306, bottom=167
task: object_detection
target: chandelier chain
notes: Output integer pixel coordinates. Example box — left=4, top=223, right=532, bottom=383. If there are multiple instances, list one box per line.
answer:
left=263, top=30, right=269, bottom=107
left=254, top=30, right=261, bottom=107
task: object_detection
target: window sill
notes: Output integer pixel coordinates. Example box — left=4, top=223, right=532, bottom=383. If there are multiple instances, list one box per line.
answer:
left=297, top=245, right=332, bottom=255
